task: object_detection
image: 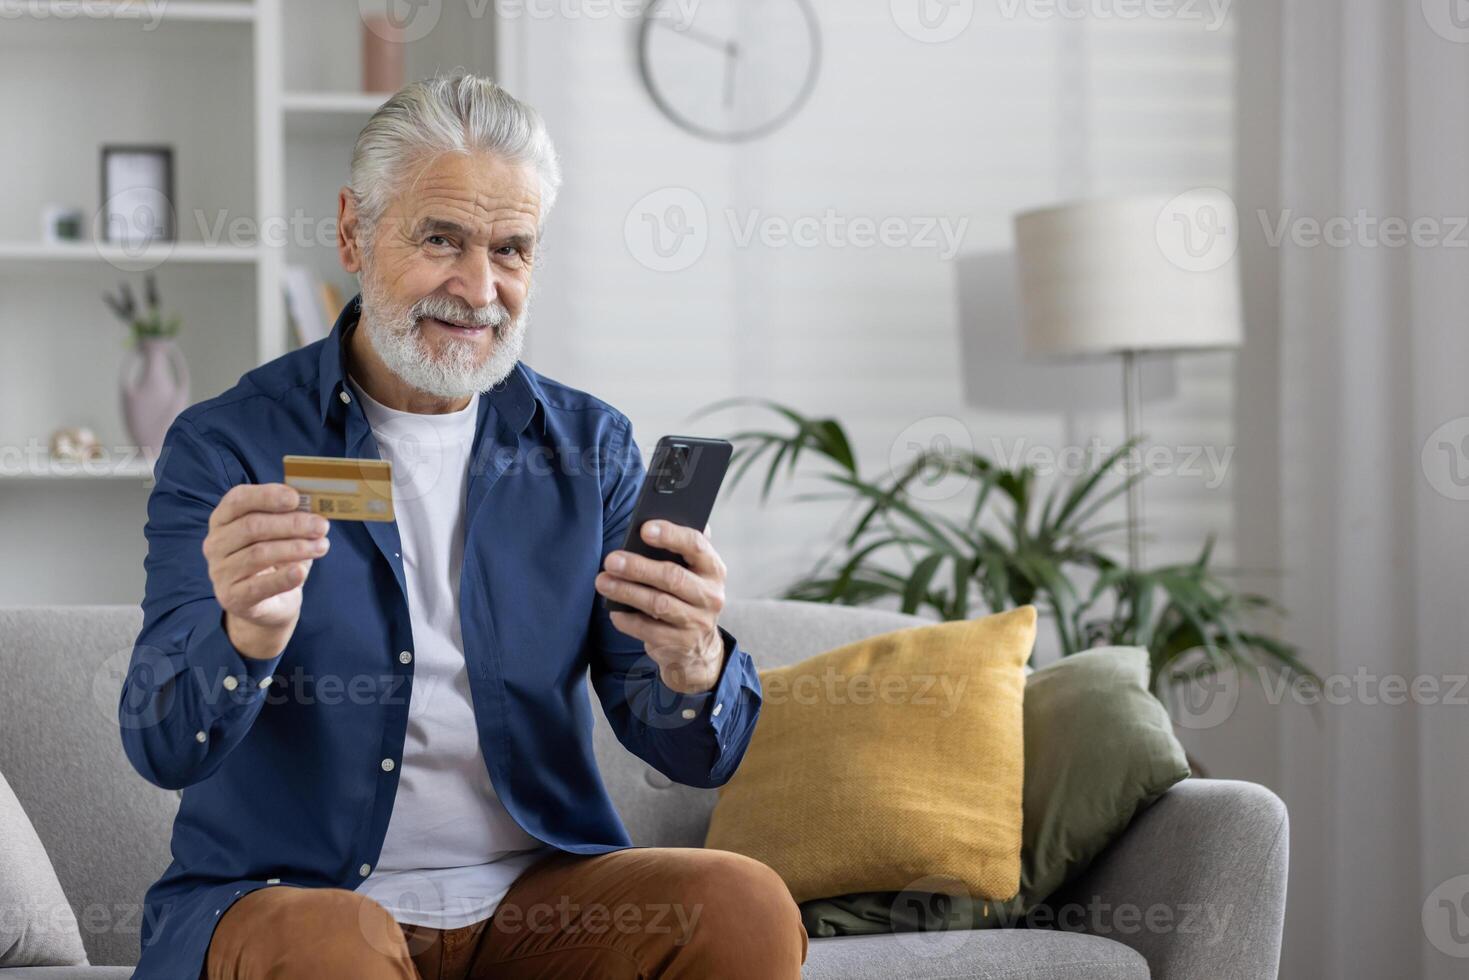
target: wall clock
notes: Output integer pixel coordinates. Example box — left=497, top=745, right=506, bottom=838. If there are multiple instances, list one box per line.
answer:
left=638, top=0, right=821, bottom=143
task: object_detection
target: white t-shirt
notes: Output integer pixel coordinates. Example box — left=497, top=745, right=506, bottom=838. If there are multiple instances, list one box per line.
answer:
left=347, top=372, right=552, bottom=929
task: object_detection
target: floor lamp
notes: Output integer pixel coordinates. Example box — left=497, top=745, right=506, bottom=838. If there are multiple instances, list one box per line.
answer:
left=1011, top=193, right=1244, bottom=571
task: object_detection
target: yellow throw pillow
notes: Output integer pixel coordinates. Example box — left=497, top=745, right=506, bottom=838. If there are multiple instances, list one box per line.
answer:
left=704, top=605, right=1036, bottom=904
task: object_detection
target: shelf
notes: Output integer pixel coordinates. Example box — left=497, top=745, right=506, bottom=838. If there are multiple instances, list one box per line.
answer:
left=1, top=453, right=157, bottom=482
left=284, top=91, right=389, bottom=140
left=9, top=1, right=256, bottom=23
left=0, top=241, right=260, bottom=268
left=283, top=91, right=390, bottom=113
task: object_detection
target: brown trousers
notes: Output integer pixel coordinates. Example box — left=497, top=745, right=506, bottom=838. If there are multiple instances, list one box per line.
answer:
left=204, top=847, right=809, bottom=979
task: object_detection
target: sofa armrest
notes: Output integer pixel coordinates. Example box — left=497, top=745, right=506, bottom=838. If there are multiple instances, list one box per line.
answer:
left=1044, top=778, right=1288, bottom=980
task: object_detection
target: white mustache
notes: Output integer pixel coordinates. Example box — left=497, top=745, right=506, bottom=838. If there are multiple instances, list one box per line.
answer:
left=410, top=298, right=510, bottom=330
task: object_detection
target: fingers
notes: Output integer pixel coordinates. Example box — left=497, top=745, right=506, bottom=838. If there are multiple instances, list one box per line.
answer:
left=214, top=535, right=330, bottom=590
left=607, top=608, right=691, bottom=648
left=210, top=483, right=302, bottom=531
left=206, top=508, right=329, bottom=564
left=637, top=520, right=725, bottom=578
left=223, top=561, right=313, bottom=611
left=597, top=573, right=702, bottom=626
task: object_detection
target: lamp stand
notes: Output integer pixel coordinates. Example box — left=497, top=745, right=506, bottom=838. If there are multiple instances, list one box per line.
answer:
left=1121, top=349, right=1143, bottom=571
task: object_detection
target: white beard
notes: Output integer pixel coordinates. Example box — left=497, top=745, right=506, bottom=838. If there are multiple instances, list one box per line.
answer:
left=357, top=267, right=528, bottom=400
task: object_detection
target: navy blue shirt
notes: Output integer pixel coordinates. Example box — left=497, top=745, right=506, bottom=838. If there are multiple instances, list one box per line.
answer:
left=119, top=296, right=763, bottom=978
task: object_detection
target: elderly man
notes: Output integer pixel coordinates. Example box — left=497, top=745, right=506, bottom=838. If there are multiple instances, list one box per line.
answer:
left=119, top=74, right=807, bottom=979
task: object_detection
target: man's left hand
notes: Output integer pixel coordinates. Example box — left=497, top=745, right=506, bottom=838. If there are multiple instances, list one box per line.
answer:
left=596, top=521, right=727, bottom=695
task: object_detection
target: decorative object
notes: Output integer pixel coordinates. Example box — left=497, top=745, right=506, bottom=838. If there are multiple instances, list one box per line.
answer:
left=41, top=205, right=85, bottom=243
left=100, top=145, right=175, bottom=246
left=699, top=399, right=1318, bottom=699
left=638, top=0, right=821, bottom=142
left=48, top=427, right=103, bottom=463
left=704, top=607, right=1036, bottom=904
left=0, top=769, right=89, bottom=968
left=103, top=274, right=189, bottom=457
left=361, top=14, right=405, bottom=93
left=1012, top=193, right=1244, bottom=569
left=800, top=645, right=1192, bottom=936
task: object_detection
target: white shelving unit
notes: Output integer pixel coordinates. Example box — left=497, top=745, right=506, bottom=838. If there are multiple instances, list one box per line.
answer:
left=0, top=0, right=496, bottom=601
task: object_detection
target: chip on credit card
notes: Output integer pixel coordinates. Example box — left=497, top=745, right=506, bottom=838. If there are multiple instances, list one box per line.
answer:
left=283, top=455, right=395, bottom=522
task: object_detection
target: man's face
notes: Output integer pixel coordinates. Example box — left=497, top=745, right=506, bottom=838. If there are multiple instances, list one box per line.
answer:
left=348, top=150, right=541, bottom=399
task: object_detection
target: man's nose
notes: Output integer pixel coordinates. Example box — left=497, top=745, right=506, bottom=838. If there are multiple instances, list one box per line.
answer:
left=450, top=252, right=498, bottom=311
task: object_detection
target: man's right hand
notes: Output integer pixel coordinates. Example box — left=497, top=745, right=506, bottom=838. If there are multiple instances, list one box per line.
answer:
left=204, top=483, right=331, bottom=661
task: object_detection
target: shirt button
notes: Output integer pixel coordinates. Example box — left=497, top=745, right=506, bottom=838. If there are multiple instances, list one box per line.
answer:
left=680, top=708, right=696, bottom=720
left=222, top=676, right=240, bottom=691
left=339, top=389, right=352, bottom=404
left=195, top=730, right=207, bottom=743
left=398, top=650, right=413, bottom=665
left=381, top=758, right=395, bottom=772
left=267, top=877, right=280, bottom=884
left=713, top=702, right=724, bottom=717
left=259, top=675, right=273, bottom=689
left=359, top=864, right=372, bottom=877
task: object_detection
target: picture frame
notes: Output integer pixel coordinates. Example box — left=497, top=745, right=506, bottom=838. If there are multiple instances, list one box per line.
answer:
left=100, top=145, right=175, bottom=245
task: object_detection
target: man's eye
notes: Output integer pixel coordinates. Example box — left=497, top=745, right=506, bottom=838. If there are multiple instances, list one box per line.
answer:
left=426, top=235, right=451, bottom=247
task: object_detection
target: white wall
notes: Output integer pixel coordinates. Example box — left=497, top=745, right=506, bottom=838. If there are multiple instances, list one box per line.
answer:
left=500, top=5, right=1239, bottom=662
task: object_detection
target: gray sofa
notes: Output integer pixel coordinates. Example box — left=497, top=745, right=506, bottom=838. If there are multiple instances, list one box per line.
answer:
left=0, top=601, right=1288, bottom=979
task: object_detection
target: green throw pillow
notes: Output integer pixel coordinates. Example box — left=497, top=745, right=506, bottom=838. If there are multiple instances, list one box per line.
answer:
left=800, top=646, right=1191, bottom=937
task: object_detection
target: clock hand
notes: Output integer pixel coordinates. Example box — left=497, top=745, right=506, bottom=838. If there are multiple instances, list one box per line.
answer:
left=723, top=42, right=738, bottom=108
left=654, top=15, right=734, bottom=56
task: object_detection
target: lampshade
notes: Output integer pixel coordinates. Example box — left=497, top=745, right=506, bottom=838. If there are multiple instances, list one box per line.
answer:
left=1012, top=192, right=1244, bottom=357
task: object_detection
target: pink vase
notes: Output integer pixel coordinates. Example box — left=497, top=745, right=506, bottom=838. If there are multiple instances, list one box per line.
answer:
left=121, top=337, right=191, bottom=458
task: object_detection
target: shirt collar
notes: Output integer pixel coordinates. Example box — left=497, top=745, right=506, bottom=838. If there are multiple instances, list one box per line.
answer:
left=317, top=293, right=548, bottom=437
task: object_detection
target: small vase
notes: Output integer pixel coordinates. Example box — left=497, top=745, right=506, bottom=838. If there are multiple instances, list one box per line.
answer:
left=121, top=337, right=191, bottom=458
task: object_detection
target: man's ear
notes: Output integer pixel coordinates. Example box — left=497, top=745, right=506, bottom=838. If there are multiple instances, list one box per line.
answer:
left=338, top=187, right=364, bottom=274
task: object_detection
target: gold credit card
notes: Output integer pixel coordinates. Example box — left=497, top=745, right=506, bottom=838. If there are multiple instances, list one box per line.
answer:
left=283, top=455, right=394, bottom=522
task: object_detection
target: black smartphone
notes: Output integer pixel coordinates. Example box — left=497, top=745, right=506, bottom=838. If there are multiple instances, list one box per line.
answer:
left=603, top=435, right=733, bottom=614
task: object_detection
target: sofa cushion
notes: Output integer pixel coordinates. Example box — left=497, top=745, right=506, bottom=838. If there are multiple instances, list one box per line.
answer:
left=592, top=600, right=932, bottom=849
left=0, top=607, right=180, bottom=968
left=802, top=930, right=1149, bottom=980
left=706, top=607, right=1036, bottom=903
left=0, top=771, right=87, bottom=967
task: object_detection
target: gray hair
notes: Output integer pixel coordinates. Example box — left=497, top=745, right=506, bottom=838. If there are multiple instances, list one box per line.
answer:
left=349, top=74, right=561, bottom=247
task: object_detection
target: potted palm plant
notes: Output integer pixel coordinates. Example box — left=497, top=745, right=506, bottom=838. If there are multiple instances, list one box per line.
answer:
left=697, top=399, right=1318, bottom=705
